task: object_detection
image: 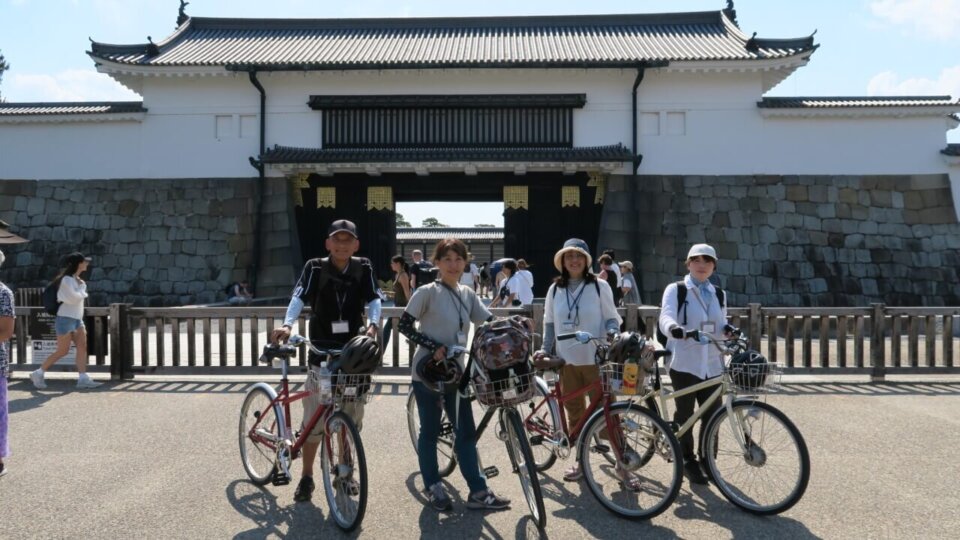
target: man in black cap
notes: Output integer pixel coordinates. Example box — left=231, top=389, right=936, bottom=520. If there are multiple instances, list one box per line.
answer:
left=270, top=219, right=382, bottom=502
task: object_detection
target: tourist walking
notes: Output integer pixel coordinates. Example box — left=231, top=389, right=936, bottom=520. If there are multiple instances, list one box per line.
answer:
left=409, top=249, right=435, bottom=290
left=492, top=259, right=533, bottom=307
left=30, top=252, right=101, bottom=390
left=619, top=261, right=642, bottom=305
left=382, top=254, right=411, bottom=352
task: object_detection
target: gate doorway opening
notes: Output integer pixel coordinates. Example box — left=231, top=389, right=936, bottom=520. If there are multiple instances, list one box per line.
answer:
left=292, top=172, right=604, bottom=296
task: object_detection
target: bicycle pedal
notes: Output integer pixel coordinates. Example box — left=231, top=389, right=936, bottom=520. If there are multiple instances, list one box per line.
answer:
left=438, top=423, right=455, bottom=438
left=592, top=444, right=611, bottom=454
left=483, top=466, right=499, bottom=479
left=528, top=434, right=544, bottom=445
left=271, top=468, right=291, bottom=486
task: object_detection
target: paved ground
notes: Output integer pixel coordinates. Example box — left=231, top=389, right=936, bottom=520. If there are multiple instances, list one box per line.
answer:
left=2, top=374, right=959, bottom=539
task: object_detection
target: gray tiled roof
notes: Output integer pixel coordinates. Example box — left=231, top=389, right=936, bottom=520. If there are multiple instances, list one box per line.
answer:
left=260, top=144, right=633, bottom=163
left=0, top=101, right=146, bottom=116
left=758, top=96, right=960, bottom=108
left=942, top=144, right=960, bottom=157
left=397, top=228, right=503, bottom=241
left=89, top=11, right=815, bottom=69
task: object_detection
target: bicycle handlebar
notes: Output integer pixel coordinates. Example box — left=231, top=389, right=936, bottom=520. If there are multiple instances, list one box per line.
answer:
left=680, top=326, right=747, bottom=355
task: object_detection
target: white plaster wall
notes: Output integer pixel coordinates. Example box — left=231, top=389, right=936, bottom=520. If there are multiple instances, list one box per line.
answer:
left=0, top=67, right=955, bottom=181
left=0, top=121, right=143, bottom=179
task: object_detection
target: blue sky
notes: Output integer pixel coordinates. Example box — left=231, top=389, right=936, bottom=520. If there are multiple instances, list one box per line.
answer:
left=2, top=0, right=959, bottom=226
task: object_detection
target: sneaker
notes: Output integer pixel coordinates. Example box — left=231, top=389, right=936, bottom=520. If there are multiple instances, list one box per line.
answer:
left=76, top=375, right=102, bottom=389
left=425, top=482, right=452, bottom=512
left=294, top=475, right=315, bottom=502
left=0, top=462, right=6, bottom=478
left=30, top=369, right=47, bottom=389
left=562, top=464, right=583, bottom=482
left=466, top=489, right=510, bottom=510
left=683, top=459, right=709, bottom=485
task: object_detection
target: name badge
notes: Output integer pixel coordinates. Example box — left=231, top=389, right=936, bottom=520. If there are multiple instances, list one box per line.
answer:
left=562, top=321, right=575, bottom=331
left=331, top=320, right=350, bottom=334
left=701, top=322, right=716, bottom=334
left=456, top=331, right=467, bottom=345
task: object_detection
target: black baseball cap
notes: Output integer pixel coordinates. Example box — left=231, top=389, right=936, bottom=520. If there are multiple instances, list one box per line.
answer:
left=327, top=219, right=358, bottom=238
left=63, top=252, right=92, bottom=266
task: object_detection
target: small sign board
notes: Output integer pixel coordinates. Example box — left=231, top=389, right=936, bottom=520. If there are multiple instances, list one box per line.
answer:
left=28, top=311, right=75, bottom=365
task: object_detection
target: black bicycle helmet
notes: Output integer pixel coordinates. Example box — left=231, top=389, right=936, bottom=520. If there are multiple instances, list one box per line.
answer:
left=417, top=357, right=463, bottom=393
left=729, top=350, right=769, bottom=389
left=331, top=335, right=380, bottom=375
left=607, top=332, right=643, bottom=364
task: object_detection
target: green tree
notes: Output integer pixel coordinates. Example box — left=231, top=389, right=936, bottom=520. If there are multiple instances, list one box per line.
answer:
left=422, top=217, right=448, bottom=228
left=395, top=213, right=412, bottom=227
left=0, top=51, right=9, bottom=102
left=474, top=223, right=496, bottom=228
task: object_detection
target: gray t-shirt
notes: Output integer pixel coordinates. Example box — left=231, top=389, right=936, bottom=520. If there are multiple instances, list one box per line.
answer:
left=404, top=281, right=491, bottom=382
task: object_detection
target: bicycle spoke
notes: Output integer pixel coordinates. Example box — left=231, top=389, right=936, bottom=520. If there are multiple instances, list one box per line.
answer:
left=321, top=412, right=367, bottom=532
left=579, top=404, right=682, bottom=520
left=703, top=402, right=810, bottom=515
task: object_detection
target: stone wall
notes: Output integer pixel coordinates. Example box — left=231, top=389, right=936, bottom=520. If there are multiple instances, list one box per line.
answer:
left=0, top=177, right=294, bottom=306
left=600, top=174, right=960, bottom=307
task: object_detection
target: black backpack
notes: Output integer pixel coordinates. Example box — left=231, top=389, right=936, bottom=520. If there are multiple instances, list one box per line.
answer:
left=43, top=279, right=62, bottom=316
left=655, top=281, right=725, bottom=347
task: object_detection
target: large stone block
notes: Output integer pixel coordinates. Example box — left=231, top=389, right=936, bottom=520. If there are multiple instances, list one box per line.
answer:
left=787, top=185, right=810, bottom=202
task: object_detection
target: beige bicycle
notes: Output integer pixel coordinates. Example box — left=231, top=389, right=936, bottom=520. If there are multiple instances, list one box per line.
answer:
left=637, top=326, right=810, bottom=515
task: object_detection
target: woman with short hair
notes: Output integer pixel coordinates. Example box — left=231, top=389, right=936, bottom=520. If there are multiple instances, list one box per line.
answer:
left=399, top=238, right=509, bottom=512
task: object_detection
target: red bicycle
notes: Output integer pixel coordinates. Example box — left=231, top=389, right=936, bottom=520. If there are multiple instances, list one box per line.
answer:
left=523, top=331, right=683, bottom=520
left=239, top=335, right=368, bottom=532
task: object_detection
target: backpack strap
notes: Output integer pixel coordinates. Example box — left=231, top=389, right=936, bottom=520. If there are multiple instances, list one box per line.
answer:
left=675, top=281, right=688, bottom=326
left=716, top=287, right=725, bottom=309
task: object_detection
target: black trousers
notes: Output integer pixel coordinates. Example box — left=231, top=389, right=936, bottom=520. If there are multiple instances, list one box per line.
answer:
left=669, top=369, right=722, bottom=462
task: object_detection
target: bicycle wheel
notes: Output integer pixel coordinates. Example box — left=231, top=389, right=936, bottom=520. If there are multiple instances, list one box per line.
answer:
left=503, top=408, right=546, bottom=529
left=239, top=386, right=283, bottom=485
left=701, top=400, right=810, bottom=515
left=321, top=411, right=368, bottom=532
left=518, top=376, right=560, bottom=472
left=579, top=402, right=682, bottom=520
left=406, top=389, right=457, bottom=477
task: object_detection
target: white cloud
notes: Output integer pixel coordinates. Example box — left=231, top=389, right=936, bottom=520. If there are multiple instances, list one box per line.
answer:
left=8, top=69, right=140, bottom=102
left=869, top=0, right=960, bottom=40
left=867, top=66, right=960, bottom=97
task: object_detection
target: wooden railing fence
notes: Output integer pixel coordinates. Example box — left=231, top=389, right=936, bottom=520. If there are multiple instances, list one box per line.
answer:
left=8, top=303, right=959, bottom=381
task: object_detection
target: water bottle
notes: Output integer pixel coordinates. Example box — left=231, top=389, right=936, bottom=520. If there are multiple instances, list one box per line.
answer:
left=319, top=361, right=332, bottom=403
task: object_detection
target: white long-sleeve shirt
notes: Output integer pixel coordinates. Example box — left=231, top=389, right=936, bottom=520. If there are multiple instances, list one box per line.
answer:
left=544, top=278, right=622, bottom=366
left=57, top=275, right=88, bottom=320
left=658, top=274, right=727, bottom=379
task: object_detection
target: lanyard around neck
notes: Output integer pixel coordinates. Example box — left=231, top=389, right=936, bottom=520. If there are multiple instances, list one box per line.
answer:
left=441, top=282, right=470, bottom=330
left=565, top=281, right=587, bottom=325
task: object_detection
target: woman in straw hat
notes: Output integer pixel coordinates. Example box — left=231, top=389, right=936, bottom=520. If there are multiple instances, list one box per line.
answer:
left=538, top=238, right=621, bottom=482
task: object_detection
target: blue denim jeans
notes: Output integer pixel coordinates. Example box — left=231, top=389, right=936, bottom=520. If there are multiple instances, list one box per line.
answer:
left=411, top=380, right=486, bottom=494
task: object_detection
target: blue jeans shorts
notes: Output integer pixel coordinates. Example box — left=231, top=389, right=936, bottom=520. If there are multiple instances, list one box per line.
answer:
left=54, top=316, right=84, bottom=336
